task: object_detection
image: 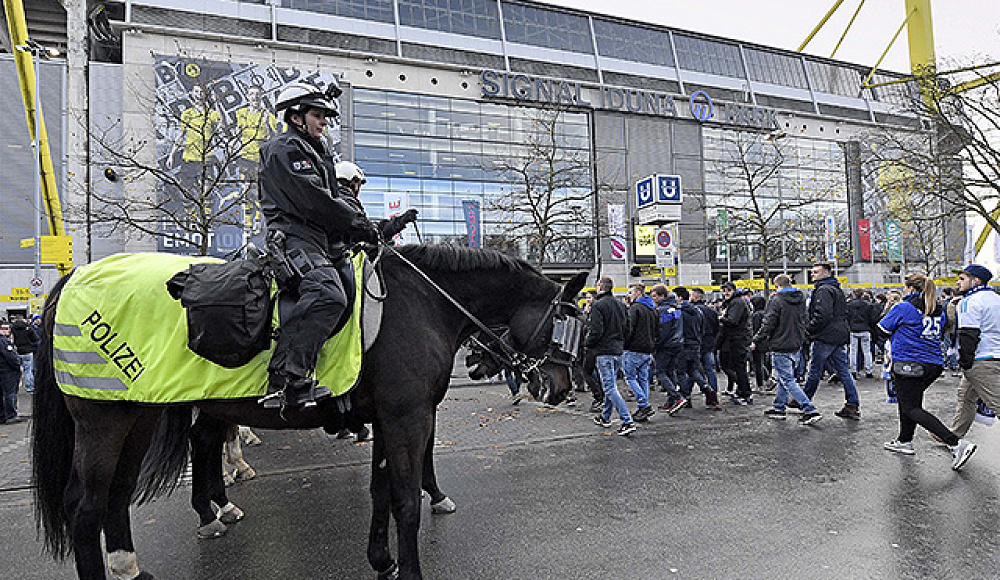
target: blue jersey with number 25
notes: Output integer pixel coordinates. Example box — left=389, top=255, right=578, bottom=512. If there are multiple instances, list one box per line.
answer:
left=877, top=295, right=945, bottom=366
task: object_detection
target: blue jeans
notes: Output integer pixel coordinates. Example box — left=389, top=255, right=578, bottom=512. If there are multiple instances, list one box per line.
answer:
left=803, top=341, right=860, bottom=407
left=597, top=354, right=632, bottom=424
left=504, top=368, right=520, bottom=396
left=771, top=351, right=817, bottom=414
left=700, top=350, right=719, bottom=391
left=19, top=353, right=33, bottom=392
left=622, top=351, right=652, bottom=409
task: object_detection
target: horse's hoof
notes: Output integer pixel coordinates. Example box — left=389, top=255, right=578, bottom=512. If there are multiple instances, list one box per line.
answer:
left=218, top=502, right=245, bottom=524
left=196, top=519, right=228, bottom=539
left=223, top=471, right=236, bottom=487
left=235, top=467, right=257, bottom=481
left=430, top=496, right=456, bottom=514
left=375, top=563, right=398, bottom=580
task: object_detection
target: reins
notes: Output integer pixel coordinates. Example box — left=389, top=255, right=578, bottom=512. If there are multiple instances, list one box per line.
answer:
left=381, top=243, right=532, bottom=371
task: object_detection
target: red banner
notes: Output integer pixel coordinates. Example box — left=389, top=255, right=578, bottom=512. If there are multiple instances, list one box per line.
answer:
left=857, top=218, right=872, bottom=261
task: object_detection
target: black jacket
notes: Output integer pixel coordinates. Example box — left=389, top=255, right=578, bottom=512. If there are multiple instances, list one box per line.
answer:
left=624, top=296, right=657, bottom=354
left=753, top=288, right=807, bottom=353
left=717, top=292, right=751, bottom=349
left=654, top=296, right=684, bottom=351
left=585, top=292, right=627, bottom=356
left=846, top=297, right=876, bottom=333
left=679, top=301, right=704, bottom=352
left=807, top=276, right=850, bottom=346
left=259, top=129, right=373, bottom=253
left=693, top=302, right=719, bottom=353
left=0, top=335, right=20, bottom=375
left=10, top=319, right=37, bottom=355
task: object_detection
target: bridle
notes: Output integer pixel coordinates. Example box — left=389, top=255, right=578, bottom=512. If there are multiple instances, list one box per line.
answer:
left=381, top=244, right=585, bottom=385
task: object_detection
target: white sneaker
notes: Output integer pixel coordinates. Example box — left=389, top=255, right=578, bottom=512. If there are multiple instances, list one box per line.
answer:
left=884, top=440, right=915, bottom=455
left=950, top=439, right=977, bottom=471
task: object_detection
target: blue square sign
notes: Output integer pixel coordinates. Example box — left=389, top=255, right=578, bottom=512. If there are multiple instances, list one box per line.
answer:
left=656, top=175, right=682, bottom=203
left=635, top=176, right=655, bottom=209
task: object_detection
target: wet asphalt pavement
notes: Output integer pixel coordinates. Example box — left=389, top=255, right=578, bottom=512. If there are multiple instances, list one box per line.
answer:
left=4, top=371, right=1000, bottom=579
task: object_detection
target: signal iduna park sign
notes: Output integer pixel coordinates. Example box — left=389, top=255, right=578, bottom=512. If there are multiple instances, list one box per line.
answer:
left=480, top=70, right=780, bottom=129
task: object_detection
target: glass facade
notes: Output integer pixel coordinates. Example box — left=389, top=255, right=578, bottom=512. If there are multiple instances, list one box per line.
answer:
left=702, top=128, right=849, bottom=265
left=501, top=2, right=594, bottom=54
left=805, top=59, right=863, bottom=98
left=281, top=0, right=395, bottom=22
left=270, top=0, right=902, bottom=108
left=673, top=34, right=745, bottom=79
left=398, top=0, right=501, bottom=40
left=593, top=19, right=674, bottom=68
left=744, top=47, right=808, bottom=89
left=352, top=88, right=595, bottom=264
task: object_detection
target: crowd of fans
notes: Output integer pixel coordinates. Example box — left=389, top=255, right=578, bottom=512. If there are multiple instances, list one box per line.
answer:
left=568, top=262, right=999, bottom=472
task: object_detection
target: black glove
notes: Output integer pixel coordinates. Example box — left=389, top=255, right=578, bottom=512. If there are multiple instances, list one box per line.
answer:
left=378, top=209, right=418, bottom=240
left=357, top=223, right=380, bottom=245
left=399, top=208, right=418, bottom=225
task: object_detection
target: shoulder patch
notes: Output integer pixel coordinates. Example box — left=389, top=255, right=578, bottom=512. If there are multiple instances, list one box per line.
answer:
left=288, top=150, right=315, bottom=173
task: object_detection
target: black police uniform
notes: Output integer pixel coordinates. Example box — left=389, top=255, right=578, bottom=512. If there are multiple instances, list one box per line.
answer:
left=258, top=127, right=376, bottom=390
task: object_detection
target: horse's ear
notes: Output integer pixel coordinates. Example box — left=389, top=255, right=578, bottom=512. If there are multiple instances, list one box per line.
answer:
left=561, top=272, right=589, bottom=303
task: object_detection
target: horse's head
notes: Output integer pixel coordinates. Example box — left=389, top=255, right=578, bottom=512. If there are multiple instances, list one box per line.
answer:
left=508, top=272, right=588, bottom=405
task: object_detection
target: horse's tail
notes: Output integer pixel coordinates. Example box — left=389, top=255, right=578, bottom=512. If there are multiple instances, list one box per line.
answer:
left=31, top=271, right=77, bottom=559
left=133, top=404, right=193, bottom=505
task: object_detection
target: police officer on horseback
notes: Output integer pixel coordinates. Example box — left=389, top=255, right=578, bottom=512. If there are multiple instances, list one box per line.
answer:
left=257, top=80, right=380, bottom=409
left=334, top=160, right=419, bottom=242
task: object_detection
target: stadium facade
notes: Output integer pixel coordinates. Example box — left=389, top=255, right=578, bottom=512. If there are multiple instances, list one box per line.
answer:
left=0, top=0, right=966, bottom=315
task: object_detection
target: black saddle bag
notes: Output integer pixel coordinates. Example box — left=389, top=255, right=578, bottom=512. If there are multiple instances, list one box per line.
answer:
left=167, top=257, right=273, bottom=368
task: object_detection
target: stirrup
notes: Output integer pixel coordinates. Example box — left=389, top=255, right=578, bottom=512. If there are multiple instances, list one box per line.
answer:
left=259, top=391, right=283, bottom=409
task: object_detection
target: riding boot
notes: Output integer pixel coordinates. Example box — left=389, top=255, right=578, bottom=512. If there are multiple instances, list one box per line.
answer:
left=260, top=371, right=288, bottom=409
left=284, top=377, right=332, bottom=407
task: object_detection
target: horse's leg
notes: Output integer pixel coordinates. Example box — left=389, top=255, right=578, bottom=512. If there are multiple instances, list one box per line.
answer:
left=190, top=413, right=241, bottom=538
left=223, top=428, right=257, bottom=482
left=383, top=413, right=434, bottom=580
left=64, top=407, right=139, bottom=580
left=421, top=423, right=455, bottom=514
left=103, top=410, right=161, bottom=580
left=367, top=421, right=398, bottom=579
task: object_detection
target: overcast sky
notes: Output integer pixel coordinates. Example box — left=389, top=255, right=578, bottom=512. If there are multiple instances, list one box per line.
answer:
left=540, top=0, right=999, bottom=74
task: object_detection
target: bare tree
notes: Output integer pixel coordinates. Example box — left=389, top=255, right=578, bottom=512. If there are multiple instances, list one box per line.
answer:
left=485, top=108, right=596, bottom=266
left=73, top=79, right=267, bottom=257
left=865, top=60, right=1000, bottom=265
left=705, top=130, right=838, bottom=288
left=864, top=158, right=952, bottom=276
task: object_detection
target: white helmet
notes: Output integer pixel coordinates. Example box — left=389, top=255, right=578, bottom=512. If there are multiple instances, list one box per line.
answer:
left=275, top=82, right=338, bottom=118
left=335, top=161, right=367, bottom=184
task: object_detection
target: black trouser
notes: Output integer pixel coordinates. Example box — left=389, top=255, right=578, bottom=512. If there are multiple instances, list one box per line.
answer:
left=583, top=350, right=602, bottom=402
left=893, top=363, right=959, bottom=445
left=719, top=343, right=752, bottom=399
left=270, top=240, right=354, bottom=379
left=751, top=349, right=770, bottom=388
left=676, top=348, right=708, bottom=399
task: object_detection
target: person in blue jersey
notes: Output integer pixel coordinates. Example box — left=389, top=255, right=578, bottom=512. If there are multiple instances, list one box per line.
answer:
left=878, top=273, right=976, bottom=471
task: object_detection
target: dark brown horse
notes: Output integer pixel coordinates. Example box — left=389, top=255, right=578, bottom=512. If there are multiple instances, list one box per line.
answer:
left=32, top=244, right=587, bottom=579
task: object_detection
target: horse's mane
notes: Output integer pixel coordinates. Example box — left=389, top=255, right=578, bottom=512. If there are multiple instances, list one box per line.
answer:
left=395, top=244, right=541, bottom=275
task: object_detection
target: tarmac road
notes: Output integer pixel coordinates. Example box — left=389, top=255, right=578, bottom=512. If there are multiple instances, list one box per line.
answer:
left=4, top=371, right=1000, bottom=579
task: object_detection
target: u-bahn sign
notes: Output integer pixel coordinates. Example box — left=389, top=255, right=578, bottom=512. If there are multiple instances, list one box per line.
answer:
left=635, top=174, right=682, bottom=224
